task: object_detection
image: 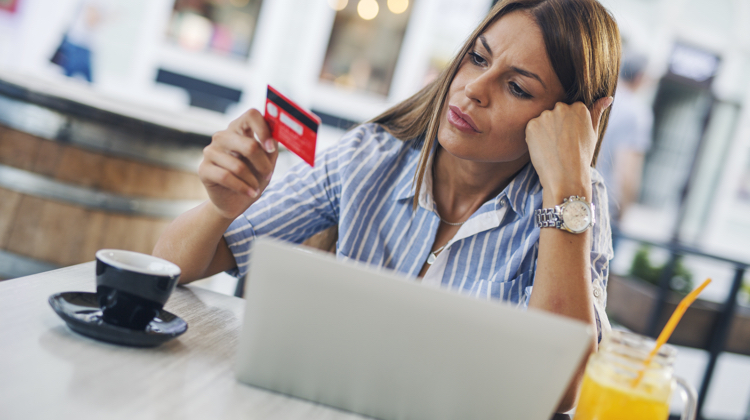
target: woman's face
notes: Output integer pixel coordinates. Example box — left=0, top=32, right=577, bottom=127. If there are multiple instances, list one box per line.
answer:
left=438, top=11, right=566, bottom=165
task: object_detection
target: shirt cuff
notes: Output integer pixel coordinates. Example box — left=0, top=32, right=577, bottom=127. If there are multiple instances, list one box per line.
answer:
left=593, top=299, right=611, bottom=344
left=223, top=215, right=257, bottom=279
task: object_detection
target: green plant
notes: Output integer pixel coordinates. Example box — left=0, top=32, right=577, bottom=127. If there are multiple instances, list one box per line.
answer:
left=740, top=278, right=750, bottom=305
left=630, top=245, right=694, bottom=295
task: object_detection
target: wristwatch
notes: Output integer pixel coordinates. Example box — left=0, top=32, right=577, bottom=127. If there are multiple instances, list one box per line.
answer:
left=534, top=196, right=595, bottom=234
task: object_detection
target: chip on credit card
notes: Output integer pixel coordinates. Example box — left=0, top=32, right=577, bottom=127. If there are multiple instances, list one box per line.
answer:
left=263, top=85, right=320, bottom=167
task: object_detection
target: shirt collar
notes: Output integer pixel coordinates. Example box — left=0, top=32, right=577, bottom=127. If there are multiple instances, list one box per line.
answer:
left=494, top=162, right=540, bottom=217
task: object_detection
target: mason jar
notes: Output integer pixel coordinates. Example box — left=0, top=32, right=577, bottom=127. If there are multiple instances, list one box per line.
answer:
left=573, top=329, right=697, bottom=420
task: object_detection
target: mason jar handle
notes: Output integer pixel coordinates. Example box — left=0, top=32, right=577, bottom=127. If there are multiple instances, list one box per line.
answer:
left=675, top=376, right=698, bottom=420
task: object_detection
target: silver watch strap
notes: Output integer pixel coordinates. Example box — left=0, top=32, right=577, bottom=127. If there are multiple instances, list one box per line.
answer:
left=535, top=207, right=560, bottom=228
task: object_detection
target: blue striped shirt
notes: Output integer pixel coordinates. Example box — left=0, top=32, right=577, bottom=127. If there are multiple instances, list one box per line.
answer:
left=224, top=123, right=613, bottom=336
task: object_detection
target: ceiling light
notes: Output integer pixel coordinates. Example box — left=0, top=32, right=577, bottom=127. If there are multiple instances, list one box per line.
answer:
left=387, top=0, right=408, bottom=14
left=357, top=0, right=379, bottom=20
left=327, top=0, right=348, bottom=11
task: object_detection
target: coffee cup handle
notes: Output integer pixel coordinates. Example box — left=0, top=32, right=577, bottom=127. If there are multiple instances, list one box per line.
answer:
left=675, top=376, right=697, bottom=420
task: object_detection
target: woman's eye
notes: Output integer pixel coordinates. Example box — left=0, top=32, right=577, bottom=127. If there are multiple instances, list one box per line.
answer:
left=509, top=82, right=532, bottom=99
left=469, top=52, right=487, bottom=66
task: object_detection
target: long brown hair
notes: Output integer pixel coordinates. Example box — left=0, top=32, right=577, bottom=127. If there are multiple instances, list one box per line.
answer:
left=371, top=0, right=621, bottom=207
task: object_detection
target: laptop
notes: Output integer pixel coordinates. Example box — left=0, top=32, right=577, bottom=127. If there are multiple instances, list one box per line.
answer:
left=235, top=237, right=592, bottom=420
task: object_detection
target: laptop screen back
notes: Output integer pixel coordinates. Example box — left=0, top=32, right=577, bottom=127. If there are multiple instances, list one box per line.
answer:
left=235, top=238, right=592, bottom=420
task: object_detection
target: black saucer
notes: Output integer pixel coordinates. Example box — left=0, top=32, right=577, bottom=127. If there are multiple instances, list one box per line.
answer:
left=48, top=291, right=188, bottom=347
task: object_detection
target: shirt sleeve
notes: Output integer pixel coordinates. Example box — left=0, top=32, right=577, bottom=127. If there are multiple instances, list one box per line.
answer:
left=222, top=127, right=357, bottom=278
left=590, top=168, right=615, bottom=342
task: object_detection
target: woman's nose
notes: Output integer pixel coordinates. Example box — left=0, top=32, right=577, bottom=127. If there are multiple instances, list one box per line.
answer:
left=464, top=74, right=491, bottom=107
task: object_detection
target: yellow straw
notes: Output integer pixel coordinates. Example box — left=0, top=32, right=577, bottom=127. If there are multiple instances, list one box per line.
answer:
left=632, top=278, right=712, bottom=387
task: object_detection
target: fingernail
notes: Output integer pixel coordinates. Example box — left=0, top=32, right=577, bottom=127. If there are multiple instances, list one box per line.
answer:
left=606, top=96, right=614, bottom=108
left=265, top=172, right=273, bottom=181
left=264, top=139, right=276, bottom=153
left=248, top=188, right=259, bottom=198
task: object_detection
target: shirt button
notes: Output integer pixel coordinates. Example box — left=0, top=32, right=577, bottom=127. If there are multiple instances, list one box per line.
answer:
left=593, top=287, right=602, bottom=298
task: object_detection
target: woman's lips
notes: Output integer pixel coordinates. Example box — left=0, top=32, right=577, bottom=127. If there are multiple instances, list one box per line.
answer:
left=447, top=105, right=479, bottom=133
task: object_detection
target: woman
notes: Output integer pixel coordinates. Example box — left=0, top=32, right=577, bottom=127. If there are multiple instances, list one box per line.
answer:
left=154, top=0, right=620, bottom=412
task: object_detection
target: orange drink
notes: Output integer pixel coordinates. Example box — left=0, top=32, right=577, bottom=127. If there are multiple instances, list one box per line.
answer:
left=573, top=330, right=695, bottom=420
left=575, top=355, right=671, bottom=419
left=576, top=281, right=708, bottom=420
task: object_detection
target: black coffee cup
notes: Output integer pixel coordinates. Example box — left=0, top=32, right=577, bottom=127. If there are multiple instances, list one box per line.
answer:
left=95, top=250, right=181, bottom=330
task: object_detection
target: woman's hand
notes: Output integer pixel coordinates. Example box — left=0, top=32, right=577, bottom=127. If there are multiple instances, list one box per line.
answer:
left=524, top=97, right=613, bottom=201
left=199, top=109, right=278, bottom=220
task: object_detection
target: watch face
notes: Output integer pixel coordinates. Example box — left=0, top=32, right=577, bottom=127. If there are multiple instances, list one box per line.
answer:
left=562, top=200, right=592, bottom=233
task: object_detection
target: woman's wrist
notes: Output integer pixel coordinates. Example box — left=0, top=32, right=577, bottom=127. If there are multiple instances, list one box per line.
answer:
left=202, top=201, right=241, bottom=229
left=542, top=180, right=592, bottom=207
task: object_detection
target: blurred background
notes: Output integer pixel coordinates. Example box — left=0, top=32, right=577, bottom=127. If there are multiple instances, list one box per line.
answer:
left=1, top=0, right=750, bottom=419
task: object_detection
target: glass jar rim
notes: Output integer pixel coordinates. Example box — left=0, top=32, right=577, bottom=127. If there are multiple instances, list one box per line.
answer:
left=600, top=329, right=677, bottom=369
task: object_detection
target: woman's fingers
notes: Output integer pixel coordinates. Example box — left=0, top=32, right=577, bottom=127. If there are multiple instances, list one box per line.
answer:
left=202, top=107, right=281, bottom=195
left=589, top=96, right=614, bottom=134
left=203, top=146, right=261, bottom=194
left=525, top=101, right=602, bottom=195
left=217, top=131, right=276, bottom=180
left=196, top=107, right=281, bottom=219
left=230, top=108, right=277, bottom=153
left=199, top=157, right=259, bottom=198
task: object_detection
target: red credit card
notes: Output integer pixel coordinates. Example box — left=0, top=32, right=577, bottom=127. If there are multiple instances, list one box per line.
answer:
left=263, top=85, right=320, bottom=167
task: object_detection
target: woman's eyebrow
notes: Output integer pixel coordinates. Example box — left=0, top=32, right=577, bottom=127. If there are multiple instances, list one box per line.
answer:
left=511, top=66, right=547, bottom=89
left=477, top=35, right=547, bottom=90
left=478, top=35, right=493, bottom=56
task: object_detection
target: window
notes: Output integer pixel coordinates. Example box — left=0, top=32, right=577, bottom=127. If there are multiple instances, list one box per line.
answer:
left=319, top=0, right=414, bottom=96
left=166, top=0, right=263, bottom=59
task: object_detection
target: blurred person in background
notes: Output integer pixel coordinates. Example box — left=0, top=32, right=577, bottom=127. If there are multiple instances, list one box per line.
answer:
left=50, top=0, right=108, bottom=82
left=154, top=0, right=621, bottom=411
left=596, top=52, right=654, bottom=226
